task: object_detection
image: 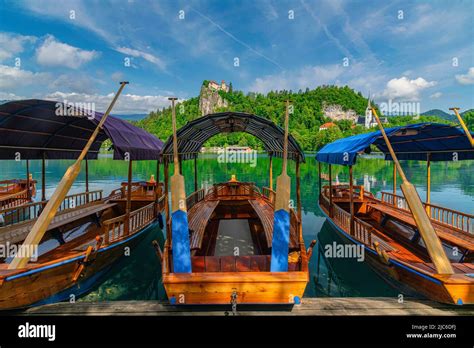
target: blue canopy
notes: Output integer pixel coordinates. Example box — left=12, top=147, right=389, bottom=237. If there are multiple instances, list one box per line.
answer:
left=316, top=123, right=474, bottom=165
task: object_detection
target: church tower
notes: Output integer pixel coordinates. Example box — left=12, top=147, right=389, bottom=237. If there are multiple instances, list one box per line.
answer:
left=365, top=93, right=373, bottom=128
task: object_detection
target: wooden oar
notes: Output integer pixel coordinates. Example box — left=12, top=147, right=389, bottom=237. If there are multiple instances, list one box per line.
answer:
left=9, top=82, right=129, bottom=270
left=270, top=100, right=291, bottom=272
left=169, top=97, right=192, bottom=273
left=450, top=107, right=474, bottom=147
left=371, top=107, right=453, bottom=275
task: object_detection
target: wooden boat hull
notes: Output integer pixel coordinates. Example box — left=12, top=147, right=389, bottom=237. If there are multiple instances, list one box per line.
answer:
left=0, top=221, right=156, bottom=310
left=320, top=206, right=474, bottom=305
left=163, top=271, right=308, bottom=305
left=161, top=182, right=311, bottom=305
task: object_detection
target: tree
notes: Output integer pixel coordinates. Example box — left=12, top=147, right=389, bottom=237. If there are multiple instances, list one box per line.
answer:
left=462, top=110, right=474, bottom=131
left=136, top=83, right=454, bottom=151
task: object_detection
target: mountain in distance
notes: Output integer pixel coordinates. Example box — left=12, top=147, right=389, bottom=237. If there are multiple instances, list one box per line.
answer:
left=114, top=113, right=148, bottom=121
left=420, top=109, right=455, bottom=121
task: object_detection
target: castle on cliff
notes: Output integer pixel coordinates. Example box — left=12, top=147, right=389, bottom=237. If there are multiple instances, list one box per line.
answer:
left=208, top=80, right=229, bottom=93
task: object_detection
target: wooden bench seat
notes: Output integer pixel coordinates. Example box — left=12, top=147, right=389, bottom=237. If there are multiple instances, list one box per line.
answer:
left=367, top=202, right=474, bottom=253
left=249, top=198, right=299, bottom=249
left=411, top=262, right=474, bottom=275
left=188, top=200, right=219, bottom=250
left=0, top=203, right=116, bottom=245
left=170, top=255, right=300, bottom=272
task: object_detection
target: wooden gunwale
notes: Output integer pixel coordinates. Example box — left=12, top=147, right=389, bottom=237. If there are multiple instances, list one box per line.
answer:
left=162, top=181, right=309, bottom=304
left=0, top=189, right=166, bottom=280
left=319, top=186, right=474, bottom=304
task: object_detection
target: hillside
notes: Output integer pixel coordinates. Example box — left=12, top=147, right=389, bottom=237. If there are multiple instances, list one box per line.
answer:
left=421, top=109, right=455, bottom=121
left=137, top=83, right=457, bottom=151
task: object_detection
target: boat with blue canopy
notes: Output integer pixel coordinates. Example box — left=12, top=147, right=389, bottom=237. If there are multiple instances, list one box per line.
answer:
left=316, top=116, right=474, bottom=305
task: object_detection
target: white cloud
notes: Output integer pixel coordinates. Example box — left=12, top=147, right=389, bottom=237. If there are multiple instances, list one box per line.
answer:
left=382, top=77, right=437, bottom=101
left=0, top=32, right=36, bottom=62
left=111, top=72, right=124, bottom=82
left=0, top=92, right=25, bottom=101
left=36, top=35, right=99, bottom=68
left=21, top=0, right=116, bottom=44
left=44, top=91, right=170, bottom=114
left=115, top=47, right=166, bottom=70
left=0, top=65, right=49, bottom=89
left=430, top=92, right=442, bottom=99
left=249, top=64, right=344, bottom=93
left=49, top=74, right=104, bottom=94
left=455, top=67, right=474, bottom=85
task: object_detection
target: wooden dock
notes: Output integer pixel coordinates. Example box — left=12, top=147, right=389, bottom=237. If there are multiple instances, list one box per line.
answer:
left=18, top=297, right=474, bottom=316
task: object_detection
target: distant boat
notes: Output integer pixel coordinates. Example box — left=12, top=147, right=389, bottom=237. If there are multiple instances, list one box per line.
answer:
left=0, top=178, right=36, bottom=209
left=317, top=121, right=474, bottom=305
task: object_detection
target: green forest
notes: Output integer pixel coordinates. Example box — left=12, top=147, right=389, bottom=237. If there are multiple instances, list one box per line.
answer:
left=136, top=83, right=471, bottom=151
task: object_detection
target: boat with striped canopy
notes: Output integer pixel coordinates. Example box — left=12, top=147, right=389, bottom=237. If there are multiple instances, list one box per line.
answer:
left=156, top=102, right=315, bottom=305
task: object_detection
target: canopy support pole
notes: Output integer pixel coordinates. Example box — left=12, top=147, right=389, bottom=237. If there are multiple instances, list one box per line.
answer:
left=26, top=159, right=30, bottom=201
left=328, top=164, right=333, bottom=218
left=392, top=162, right=396, bottom=205
left=85, top=157, right=89, bottom=203
left=156, top=159, right=160, bottom=200
left=371, top=107, right=453, bottom=275
left=9, top=81, right=128, bottom=270
left=269, top=154, right=273, bottom=190
left=349, top=165, right=354, bottom=236
left=318, top=161, right=322, bottom=195
left=426, top=153, right=431, bottom=216
left=156, top=160, right=160, bottom=183
left=125, top=159, right=132, bottom=235
left=164, top=158, right=170, bottom=241
left=194, top=156, right=198, bottom=192
left=296, top=159, right=302, bottom=222
left=41, top=153, right=46, bottom=202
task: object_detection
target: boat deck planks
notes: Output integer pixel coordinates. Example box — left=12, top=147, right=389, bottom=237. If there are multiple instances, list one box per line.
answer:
left=248, top=198, right=298, bottom=249
left=17, top=297, right=474, bottom=316
left=0, top=203, right=116, bottom=245
left=367, top=201, right=474, bottom=252
left=188, top=200, right=219, bottom=250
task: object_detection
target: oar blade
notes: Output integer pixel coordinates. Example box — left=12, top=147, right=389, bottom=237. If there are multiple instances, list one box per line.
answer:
left=270, top=173, right=291, bottom=272
left=400, top=182, right=453, bottom=274
left=170, top=173, right=192, bottom=273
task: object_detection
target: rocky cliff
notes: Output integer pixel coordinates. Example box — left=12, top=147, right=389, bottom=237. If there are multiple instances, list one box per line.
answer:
left=322, top=103, right=358, bottom=121
left=199, top=85, right=228, bottom=116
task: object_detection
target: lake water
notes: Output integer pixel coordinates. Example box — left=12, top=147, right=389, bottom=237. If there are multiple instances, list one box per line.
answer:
left=1, top=154, right=473, bottom=301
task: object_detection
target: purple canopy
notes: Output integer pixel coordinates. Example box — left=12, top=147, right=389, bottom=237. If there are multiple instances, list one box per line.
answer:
left=0, top=99, right=163, bottom=160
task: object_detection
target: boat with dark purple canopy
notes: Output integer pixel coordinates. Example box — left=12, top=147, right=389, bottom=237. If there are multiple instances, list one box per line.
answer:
left=0, top=99, right=166, bottom=310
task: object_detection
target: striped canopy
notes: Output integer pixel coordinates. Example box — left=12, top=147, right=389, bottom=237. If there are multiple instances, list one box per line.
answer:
left=161, top=112, right=305, bottom=162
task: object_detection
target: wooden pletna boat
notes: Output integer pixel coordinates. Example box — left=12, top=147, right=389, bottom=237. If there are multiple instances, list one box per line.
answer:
left=0, top=83, right=166, bottom=310
left=0, top=177, right=37, bottom=212
left=316, top=108, right=474, bottom=305
left=156, top=100, right=315, bottom=305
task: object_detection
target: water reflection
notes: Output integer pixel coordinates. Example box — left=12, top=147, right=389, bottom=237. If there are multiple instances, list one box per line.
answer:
left=0, top=154, right=472, bottom=300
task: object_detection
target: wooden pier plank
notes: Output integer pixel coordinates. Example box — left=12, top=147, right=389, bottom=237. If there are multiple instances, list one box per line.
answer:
left=18, top=297, right=474, bottom=316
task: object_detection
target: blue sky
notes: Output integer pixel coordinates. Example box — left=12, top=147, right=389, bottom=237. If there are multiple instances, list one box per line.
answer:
left=0, top=0, right=473, bottom=114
